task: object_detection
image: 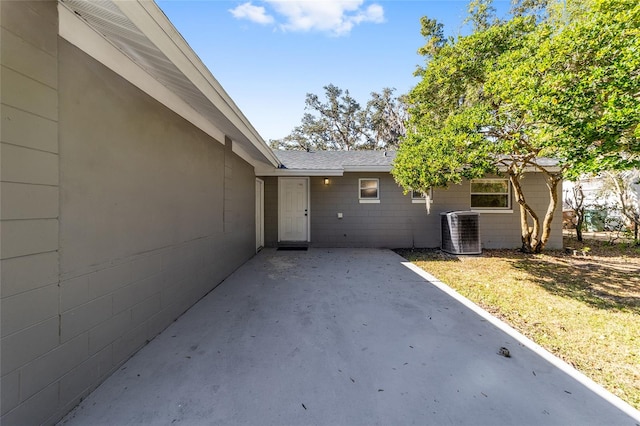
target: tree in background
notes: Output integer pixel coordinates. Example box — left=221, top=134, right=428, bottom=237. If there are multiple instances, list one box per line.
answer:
left=366, top=88, right=408, bottom=150
left=600, top=170, right=640, bottom=243
left=563, top=179, right=587, bottom=241
left=393, top=0, right=640, bottom=253
left=270, top=84, right=407, bottom=151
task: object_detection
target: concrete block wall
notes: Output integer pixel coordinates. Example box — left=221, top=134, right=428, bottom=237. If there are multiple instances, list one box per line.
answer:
left=1, top=4, right=258, bottom=424
left=263, top=176, right=279, bottom=246
left=309, top=173, right=434, bottom=247
left=1, top=1, right=61, bottom=424
left=262, top=172, right=562, bottom=249
left=453, top=173, right=562, bottom=249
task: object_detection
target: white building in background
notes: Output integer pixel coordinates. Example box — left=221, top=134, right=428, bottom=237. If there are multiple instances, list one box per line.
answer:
left=563, top=171, right=640, bottom=232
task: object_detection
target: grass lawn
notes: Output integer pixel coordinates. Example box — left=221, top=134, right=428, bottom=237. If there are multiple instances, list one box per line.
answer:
left=396, top=237, right=640, bottom=410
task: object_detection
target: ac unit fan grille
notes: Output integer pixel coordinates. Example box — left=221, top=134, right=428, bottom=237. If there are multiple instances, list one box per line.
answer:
left=441, top=211, right=481, bottom=255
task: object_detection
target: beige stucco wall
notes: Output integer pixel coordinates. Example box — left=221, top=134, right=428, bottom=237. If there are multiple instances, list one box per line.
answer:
left=262, top=172, right=563, bottom=250
left=1, top=4, right=257, bottom=423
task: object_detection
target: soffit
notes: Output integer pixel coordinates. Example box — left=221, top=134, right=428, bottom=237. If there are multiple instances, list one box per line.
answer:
left=59, top=0, right=279, bottom=168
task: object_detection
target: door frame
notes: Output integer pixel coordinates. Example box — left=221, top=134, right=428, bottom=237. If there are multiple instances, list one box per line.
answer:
left=255, top=178, right=264, bottom=252
left=277, top=177, right=310, bottom=242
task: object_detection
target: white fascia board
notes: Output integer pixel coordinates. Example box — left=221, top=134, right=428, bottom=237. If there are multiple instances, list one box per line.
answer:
left=342, top=165, right=392, bottom=172
left=58, top=4, right=226, bottom=145
left=255, top=169, right=344, bottom=177
left=117, top=1, right=280, bottom=167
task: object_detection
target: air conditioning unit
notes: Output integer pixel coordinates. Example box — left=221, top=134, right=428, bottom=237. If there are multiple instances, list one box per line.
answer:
left=441, top=211, right=481, bottom=255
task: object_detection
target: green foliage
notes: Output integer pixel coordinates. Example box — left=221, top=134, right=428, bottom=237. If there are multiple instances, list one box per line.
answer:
left=415, top=17, right=446, bottom=62
left=270, top=84, right=407, bottom=151
left=510, top=0, right=550, bottom=20
left=466, top=0, right=498, bottom=31
left=495, top=0, right=640, bottom=179
left=395, top=12, right=541, bottom=193
left=396, top=0, right=640, bottom=189
left=536, top=0, right=640, bottom=177
left=366, top=88, right=408, bottom=149
left=393, top=0, right=640, bottom=251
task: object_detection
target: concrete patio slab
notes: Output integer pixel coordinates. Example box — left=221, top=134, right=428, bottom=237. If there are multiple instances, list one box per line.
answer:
left=59, top=248, right=639, bottom=425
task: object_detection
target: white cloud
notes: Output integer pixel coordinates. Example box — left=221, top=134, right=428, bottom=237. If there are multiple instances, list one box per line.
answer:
left=229, top=2, right=275, bottom=25
left=230, top=1, right=385, bottom=36
left=354, top=4, right=384, bottom=25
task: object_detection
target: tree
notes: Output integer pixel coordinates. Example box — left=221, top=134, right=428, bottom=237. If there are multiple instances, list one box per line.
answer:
left=510, top=0, right=550, bottom=20
left=600, top=170, right=640, bottom=243
left=393, top=0, right=640, bottom=253
left=269, top=113, right=333, bottom=151
left=394, top=7, right=559, bottom=253
left=366, top=88, right=408, bottom=150
left=270, top=84, right=406, bottom=151
left=513, top=0, right=640, bottom=179
left=270, top=84, right=367, bottom=151
left=563, top=179, right=587, bottom=241
left=492, top=0, right=640, bottom=247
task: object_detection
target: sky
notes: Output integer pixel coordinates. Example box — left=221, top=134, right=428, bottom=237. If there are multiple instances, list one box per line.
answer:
left=156, top=0, right=511, bottom=142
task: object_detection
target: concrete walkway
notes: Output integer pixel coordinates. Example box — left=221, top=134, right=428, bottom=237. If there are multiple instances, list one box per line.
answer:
left=59, top=249, right=638, bottom=425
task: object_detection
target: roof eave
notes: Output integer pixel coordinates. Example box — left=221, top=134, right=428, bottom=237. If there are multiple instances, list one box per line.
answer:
left=58, top=0, right=280, bottom=168
left=129, top=1, right=280, bottom=167
left=255, top=168, right=345, bottom=177
left=343, top=165, right=392, bottom=172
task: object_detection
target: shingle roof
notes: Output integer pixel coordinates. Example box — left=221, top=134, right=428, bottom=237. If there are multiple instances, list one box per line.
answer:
left=529, top=157, right=560, bottom=168
left=270, top=150, right=560, bottom=174
left=274, top=150, right=396, bottom=170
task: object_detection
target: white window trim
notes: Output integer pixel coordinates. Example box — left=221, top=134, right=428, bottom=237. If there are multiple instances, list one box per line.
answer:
left=411, top=188, right=433, bottom=204
left=359, top=178, right=380, bottom=203
left=470, top=178, right=512, bottom=211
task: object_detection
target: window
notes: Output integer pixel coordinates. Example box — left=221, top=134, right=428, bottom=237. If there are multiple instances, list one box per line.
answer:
left=411, top=190, right=425, bottom=199
left=359, top=178, right=379, bottom=203
left=470, top=179, right=510, bottom=209
left=411, top=188, right=432, bottom=203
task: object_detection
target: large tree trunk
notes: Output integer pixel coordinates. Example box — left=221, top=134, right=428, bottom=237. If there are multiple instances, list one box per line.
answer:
left=533, top=173, right=562, bottom=253
left=509, top=173, right=540, bottom=253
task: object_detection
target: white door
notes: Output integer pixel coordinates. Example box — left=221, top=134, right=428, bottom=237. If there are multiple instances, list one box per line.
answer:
left=279, top=178, right=308, bottom=242
left=256, top=178, right=264, bottom=251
